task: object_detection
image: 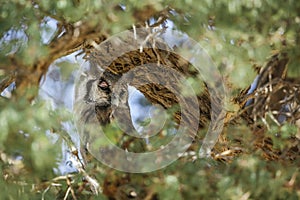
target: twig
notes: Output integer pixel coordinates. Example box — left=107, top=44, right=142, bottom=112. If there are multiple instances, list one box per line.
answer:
left=41, top=186, right=51, bottom=200
left=52, top=174, right=75, bottom=182
left=66, top=175, right=77, bottom=200
left=0, top=73, right=16, bottom=93
left=149, top=6, right=171, bottom=28
left=63, top=186, right=71, bottom=200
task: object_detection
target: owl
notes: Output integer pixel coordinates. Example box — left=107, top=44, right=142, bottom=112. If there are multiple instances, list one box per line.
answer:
left=73, top=61, right=138, bottom=162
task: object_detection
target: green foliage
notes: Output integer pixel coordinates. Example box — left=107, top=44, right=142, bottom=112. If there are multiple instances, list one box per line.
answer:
left=268, top=123, right=298, bottom=150
left=0, top=99, right=69, bottom=179
left=164, top=0, right=300, bottom=88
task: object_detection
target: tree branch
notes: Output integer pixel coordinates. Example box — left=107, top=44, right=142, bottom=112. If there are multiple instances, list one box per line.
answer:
left=0, top=72, right=16, bottom=93
left=15, top=20, right=107, bottom=100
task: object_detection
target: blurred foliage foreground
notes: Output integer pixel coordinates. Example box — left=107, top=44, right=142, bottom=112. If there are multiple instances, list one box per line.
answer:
left=1, top=1, right=300, bottom=199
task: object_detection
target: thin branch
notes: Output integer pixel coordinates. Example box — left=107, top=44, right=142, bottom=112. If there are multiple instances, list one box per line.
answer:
left=63, top=186, right=71, bottom=200
left=0, top=72, right=16, bottom=93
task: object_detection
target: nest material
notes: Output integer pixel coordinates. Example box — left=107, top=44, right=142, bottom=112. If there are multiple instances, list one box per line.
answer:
left=78, top=27, right=300, bottom=163
left=248, top=53, right=300, bottom=126
left=239, top=53, right=300, bottom=161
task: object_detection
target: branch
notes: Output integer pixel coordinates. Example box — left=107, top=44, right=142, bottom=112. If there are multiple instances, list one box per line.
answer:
left=0, top=72, right=16, bottom=93
left=14, top=20, right=107, bottom=100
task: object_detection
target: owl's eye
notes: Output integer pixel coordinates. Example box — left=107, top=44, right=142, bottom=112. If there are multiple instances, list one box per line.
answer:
left=98, top=79, right=109, bottom=90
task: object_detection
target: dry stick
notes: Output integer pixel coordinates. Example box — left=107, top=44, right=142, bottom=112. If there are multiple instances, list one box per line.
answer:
left=41, top=186, right=51, bottom=200
left=52, top=175, right=75, bottom=182
left=65, top=139, right=100, bottom=194
left=287, top=171, right=298, bottom=187
left=63, top=187, right=71, bottom=200
left=66, top=175, right=78, bottom=200
left=41, top=175, right=70, bottom=200
left=149, top=6, right=171, bottom=28
left=50, top=128, right=100, bottom=195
